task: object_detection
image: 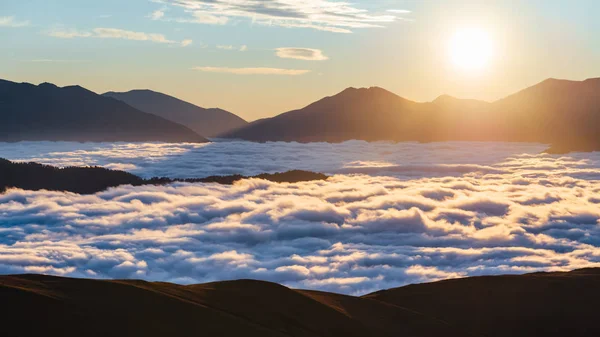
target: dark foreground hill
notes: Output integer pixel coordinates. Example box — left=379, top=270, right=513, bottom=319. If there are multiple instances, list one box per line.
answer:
left=366, top=268, right=600, bottom=337
left=0, top=158, right=328, bottom=194
left=0, top=275, right=462, bottom=337
left=223, top=78, right=600, bottom=153
left=103, top=89, right=248, bottom=138
left=0, top=79, right=207, bottom=143
left=2, top=269, right=598, bottom=337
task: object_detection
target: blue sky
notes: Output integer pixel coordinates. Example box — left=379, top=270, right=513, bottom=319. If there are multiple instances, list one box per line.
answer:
left=1, top=0, right=599, bottom=120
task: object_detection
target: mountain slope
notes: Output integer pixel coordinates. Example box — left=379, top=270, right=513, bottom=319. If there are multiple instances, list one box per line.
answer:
left=220, top=86, right=500, bottom=143
left=103, top=89, right=247, bottom=138
left=0, top=80, right=207, bottom=143
left=491, top=78, right=600, bottom=152
left=2, top=269, right=598, bottom=337
left=365, top=268, right=600, bottom=337
left=222, top=78, right=600, bottom=152
left=222, top=87, right=426, bottom=143
left=0, top=274, right=463, bottom=337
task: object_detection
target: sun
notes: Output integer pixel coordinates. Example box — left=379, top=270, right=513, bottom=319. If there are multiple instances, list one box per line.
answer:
left=448, top=28, right=493, bottom=72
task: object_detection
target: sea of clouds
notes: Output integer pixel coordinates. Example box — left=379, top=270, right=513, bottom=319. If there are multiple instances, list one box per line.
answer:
left=0, top=140, right=549, bottom=178
left=1, top=141, right=600, bottom=294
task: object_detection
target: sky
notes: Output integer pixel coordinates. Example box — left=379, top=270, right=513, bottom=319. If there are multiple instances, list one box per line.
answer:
left=1, top=0, right=599, bottom=121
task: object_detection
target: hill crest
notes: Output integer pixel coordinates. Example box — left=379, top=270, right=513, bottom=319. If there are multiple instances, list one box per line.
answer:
left=223, top=78, right=600, bottom=153
left=0, top=79, right=207, bottom=143
left=103, top=89, right=247, bottom=138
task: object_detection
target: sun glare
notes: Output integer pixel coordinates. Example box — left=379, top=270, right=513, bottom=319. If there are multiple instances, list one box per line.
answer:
left=449, top=28, right=493, bottom=72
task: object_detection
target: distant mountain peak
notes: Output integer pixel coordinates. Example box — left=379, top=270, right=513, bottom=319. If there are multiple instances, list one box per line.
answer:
left=102, top=89, right=247, bottom=137
left=538, top=77, right=599, bottom=86
left=584, top=77, right=600, bottom=83
left=339, top=86, right=389, bottom=93
left=334, top=86, right=400, bottom=100
left=38, top=82, right=58, bottom=89
left=538, top=77, right=575, bottom=86
left=105, top=89, right=160, bottom=96
left=127, top=89, right=159, bottom=94
left=223, top=77, right=600, bottom=152
left=432, top=94, right=457, bottom=104
left=339, top=86, right=358, bottom=93
left=64, top=84, right=86, bottom=90
left=0, top=79, right=206, bottom=143
left=432, top=94, right=489, bottom=106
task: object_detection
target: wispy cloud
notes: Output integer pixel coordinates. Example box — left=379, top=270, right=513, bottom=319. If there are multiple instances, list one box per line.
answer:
left=193, top=66, right=310, bottom=75
left=46, top=28, right=92, bottom=38
left=27, top=59, right=89, bottom=63
left=155, top=0, right=396, bottom=33
left=46, top=27, right=190, bottom=46
left=276, top=48, right=328, bottom=61
left=217, top=44, right=247, bottom=51
left=189, top=11, right=229, bottom=25
left=149, top=9, right=166, bottom=20
left=0, top=16, right=30, bottom=28
left=387, top=9, right=411, bottom=14
left=157, top=11, right=229, bottom=25
left=93, top=28, right=174, bottom=43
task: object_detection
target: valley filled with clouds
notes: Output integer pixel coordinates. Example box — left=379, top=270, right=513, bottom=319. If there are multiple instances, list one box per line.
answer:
left=1, top=141, right=600, bottom=294
left=0, top=140, right=548, bottom=178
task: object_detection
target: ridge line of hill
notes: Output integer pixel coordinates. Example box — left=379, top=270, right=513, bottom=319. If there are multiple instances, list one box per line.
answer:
left=2, top=268, right=598, bottom=337
left=0, top=158, right=328, bottom=194
left=221, top=77, right=600, bottom=153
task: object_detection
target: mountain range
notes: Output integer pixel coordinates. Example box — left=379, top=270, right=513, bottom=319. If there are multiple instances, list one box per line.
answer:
left=223, top=78, right=600, bottom=153
left=3, top=268, right=598, bottom=337
left=0, top=79, right=207, bottom=143
left=2, top=77, right=599, bottom=153
left=103, top=89, right=247, bottom=138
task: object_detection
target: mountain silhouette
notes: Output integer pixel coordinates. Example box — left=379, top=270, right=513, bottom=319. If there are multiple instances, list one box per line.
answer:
left=2, top=268, right=598, bottom=337
left=0, top=79, right=207, bottom=143
left=366, top=268, right=600, bottom=337
left=222, top=78, right=600, bottom=153
left=222, top=87, right=423, bottom=143
left=103, top=89, right=247, bottom=138
left=491, top=78, right=600, bottom=152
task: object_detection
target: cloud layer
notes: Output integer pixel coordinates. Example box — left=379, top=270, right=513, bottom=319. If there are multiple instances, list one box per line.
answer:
left=156, top=0, right=400, bottom=33
left=1, top=141, right=600, bottom=294
left=0, top=141, right=549, bottom=178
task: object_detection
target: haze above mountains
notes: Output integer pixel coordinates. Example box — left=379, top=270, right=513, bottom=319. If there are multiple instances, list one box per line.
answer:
left=3, top=268, right=599, bottom=337
left=2, top=77, right=600, bottom=153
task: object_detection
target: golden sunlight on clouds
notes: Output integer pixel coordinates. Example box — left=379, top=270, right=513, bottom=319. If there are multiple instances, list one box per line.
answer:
left=2, top=141, right=600, bottom=294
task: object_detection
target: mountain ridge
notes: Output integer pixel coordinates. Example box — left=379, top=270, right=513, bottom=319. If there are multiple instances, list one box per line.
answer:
left=0, top=158, right=328, bottom=194
left=222, top=77, right=600, bottom=153
left=103, top=89, right=247, bottom=138
left=2, top=268, right=598, bottom=337
left=0, top=79, right=207, bottom=143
